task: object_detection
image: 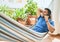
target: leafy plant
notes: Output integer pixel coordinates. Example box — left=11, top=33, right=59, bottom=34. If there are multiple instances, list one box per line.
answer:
left=13, top=8, right=28, bottom=21
left=0, top=5, right=28, bottom=21
left=0, top=5, right=14, bottom=18
left=0, top=0, right=38, bottom=21
left=25, top=0, right=38, bottom=15
left=0, top=5, right=8, bottom=13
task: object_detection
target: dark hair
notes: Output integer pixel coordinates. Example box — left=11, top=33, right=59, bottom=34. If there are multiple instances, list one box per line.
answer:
left=45, top=8, right=51, bottom=19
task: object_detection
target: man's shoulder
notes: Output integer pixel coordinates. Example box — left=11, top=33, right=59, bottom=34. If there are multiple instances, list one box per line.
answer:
left=38, top=16, right=43, bottom=20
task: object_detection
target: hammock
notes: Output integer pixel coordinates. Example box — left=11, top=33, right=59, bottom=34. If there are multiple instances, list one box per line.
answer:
left=0, top=14, right=47, bottom=42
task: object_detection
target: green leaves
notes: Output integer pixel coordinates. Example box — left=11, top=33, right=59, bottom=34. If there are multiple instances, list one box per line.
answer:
left=0, top=5, right=14, bottom=18
left=0, top=5, right=8, bottom=13
left=0, top=0, right=38, bottom=21
left=14, top=8, right=28, bottom=21
left=25, top=0, right=37, bottom=15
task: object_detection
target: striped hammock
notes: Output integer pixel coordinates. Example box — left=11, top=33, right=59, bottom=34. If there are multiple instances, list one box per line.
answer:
left=0, top=14, right=47, bottom=42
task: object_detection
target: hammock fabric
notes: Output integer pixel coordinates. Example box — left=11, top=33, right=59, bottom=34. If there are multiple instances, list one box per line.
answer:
left=0, top=14, right=47, bottom=42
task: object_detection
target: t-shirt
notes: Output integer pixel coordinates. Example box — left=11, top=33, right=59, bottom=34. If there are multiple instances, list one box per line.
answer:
left=33, top=16, right=54, bottom=33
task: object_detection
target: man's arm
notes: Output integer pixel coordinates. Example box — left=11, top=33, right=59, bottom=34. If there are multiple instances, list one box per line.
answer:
left=44, top=16, right=55, bottom=33
left=36, top=8, right=43, bottom=18
left=46, top=21, right=55, bottom=33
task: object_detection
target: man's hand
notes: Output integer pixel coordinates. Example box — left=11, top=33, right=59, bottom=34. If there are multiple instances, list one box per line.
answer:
left=44, top=16, right=49, bottom=22
left=44, top=16, right=55, bottom=33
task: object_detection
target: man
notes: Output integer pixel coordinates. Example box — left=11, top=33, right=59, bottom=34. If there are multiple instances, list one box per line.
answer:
left=33, top=8, right=55, bottom=33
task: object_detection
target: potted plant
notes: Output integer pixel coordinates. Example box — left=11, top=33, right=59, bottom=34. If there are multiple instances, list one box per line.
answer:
left=0, top=5, right=28, bottom=25
left=14, top=8, right=28, bottom=25
left=25, top=0, right=37, bottom=25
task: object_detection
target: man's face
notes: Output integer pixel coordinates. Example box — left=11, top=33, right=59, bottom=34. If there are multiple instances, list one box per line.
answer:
left=43, top=10, right=48, bottom=16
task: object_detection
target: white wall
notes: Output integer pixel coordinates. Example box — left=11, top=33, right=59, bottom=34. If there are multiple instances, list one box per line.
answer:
left=0, top=0, right=27, bottom=8
left=33, top=0, right=52, bottom=9
left=52, top=0, right=60, bottom=34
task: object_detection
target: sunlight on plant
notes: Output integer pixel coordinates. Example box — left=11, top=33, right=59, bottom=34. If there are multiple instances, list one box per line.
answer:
left=25, top=0, right=38, bottom=15
left=0, top=0, right=38, bottom=21
left=0, top=5, right=15, bottom=18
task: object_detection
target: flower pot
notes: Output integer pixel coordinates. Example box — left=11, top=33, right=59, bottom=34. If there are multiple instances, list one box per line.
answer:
left=27, top=15, right=36, bottom=25
left=17, top=18, right=26, bottom=25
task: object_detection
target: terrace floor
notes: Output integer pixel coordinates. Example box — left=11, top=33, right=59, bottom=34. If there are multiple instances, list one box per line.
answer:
left=41, top=34, right=60, bottom=42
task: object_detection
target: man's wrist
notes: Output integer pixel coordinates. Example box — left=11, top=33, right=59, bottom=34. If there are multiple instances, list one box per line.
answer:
left=46, top=21, right=49, bottom=23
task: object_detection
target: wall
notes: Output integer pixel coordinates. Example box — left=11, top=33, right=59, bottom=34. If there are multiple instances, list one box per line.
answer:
left=52, top=0, right=60, bottom=34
